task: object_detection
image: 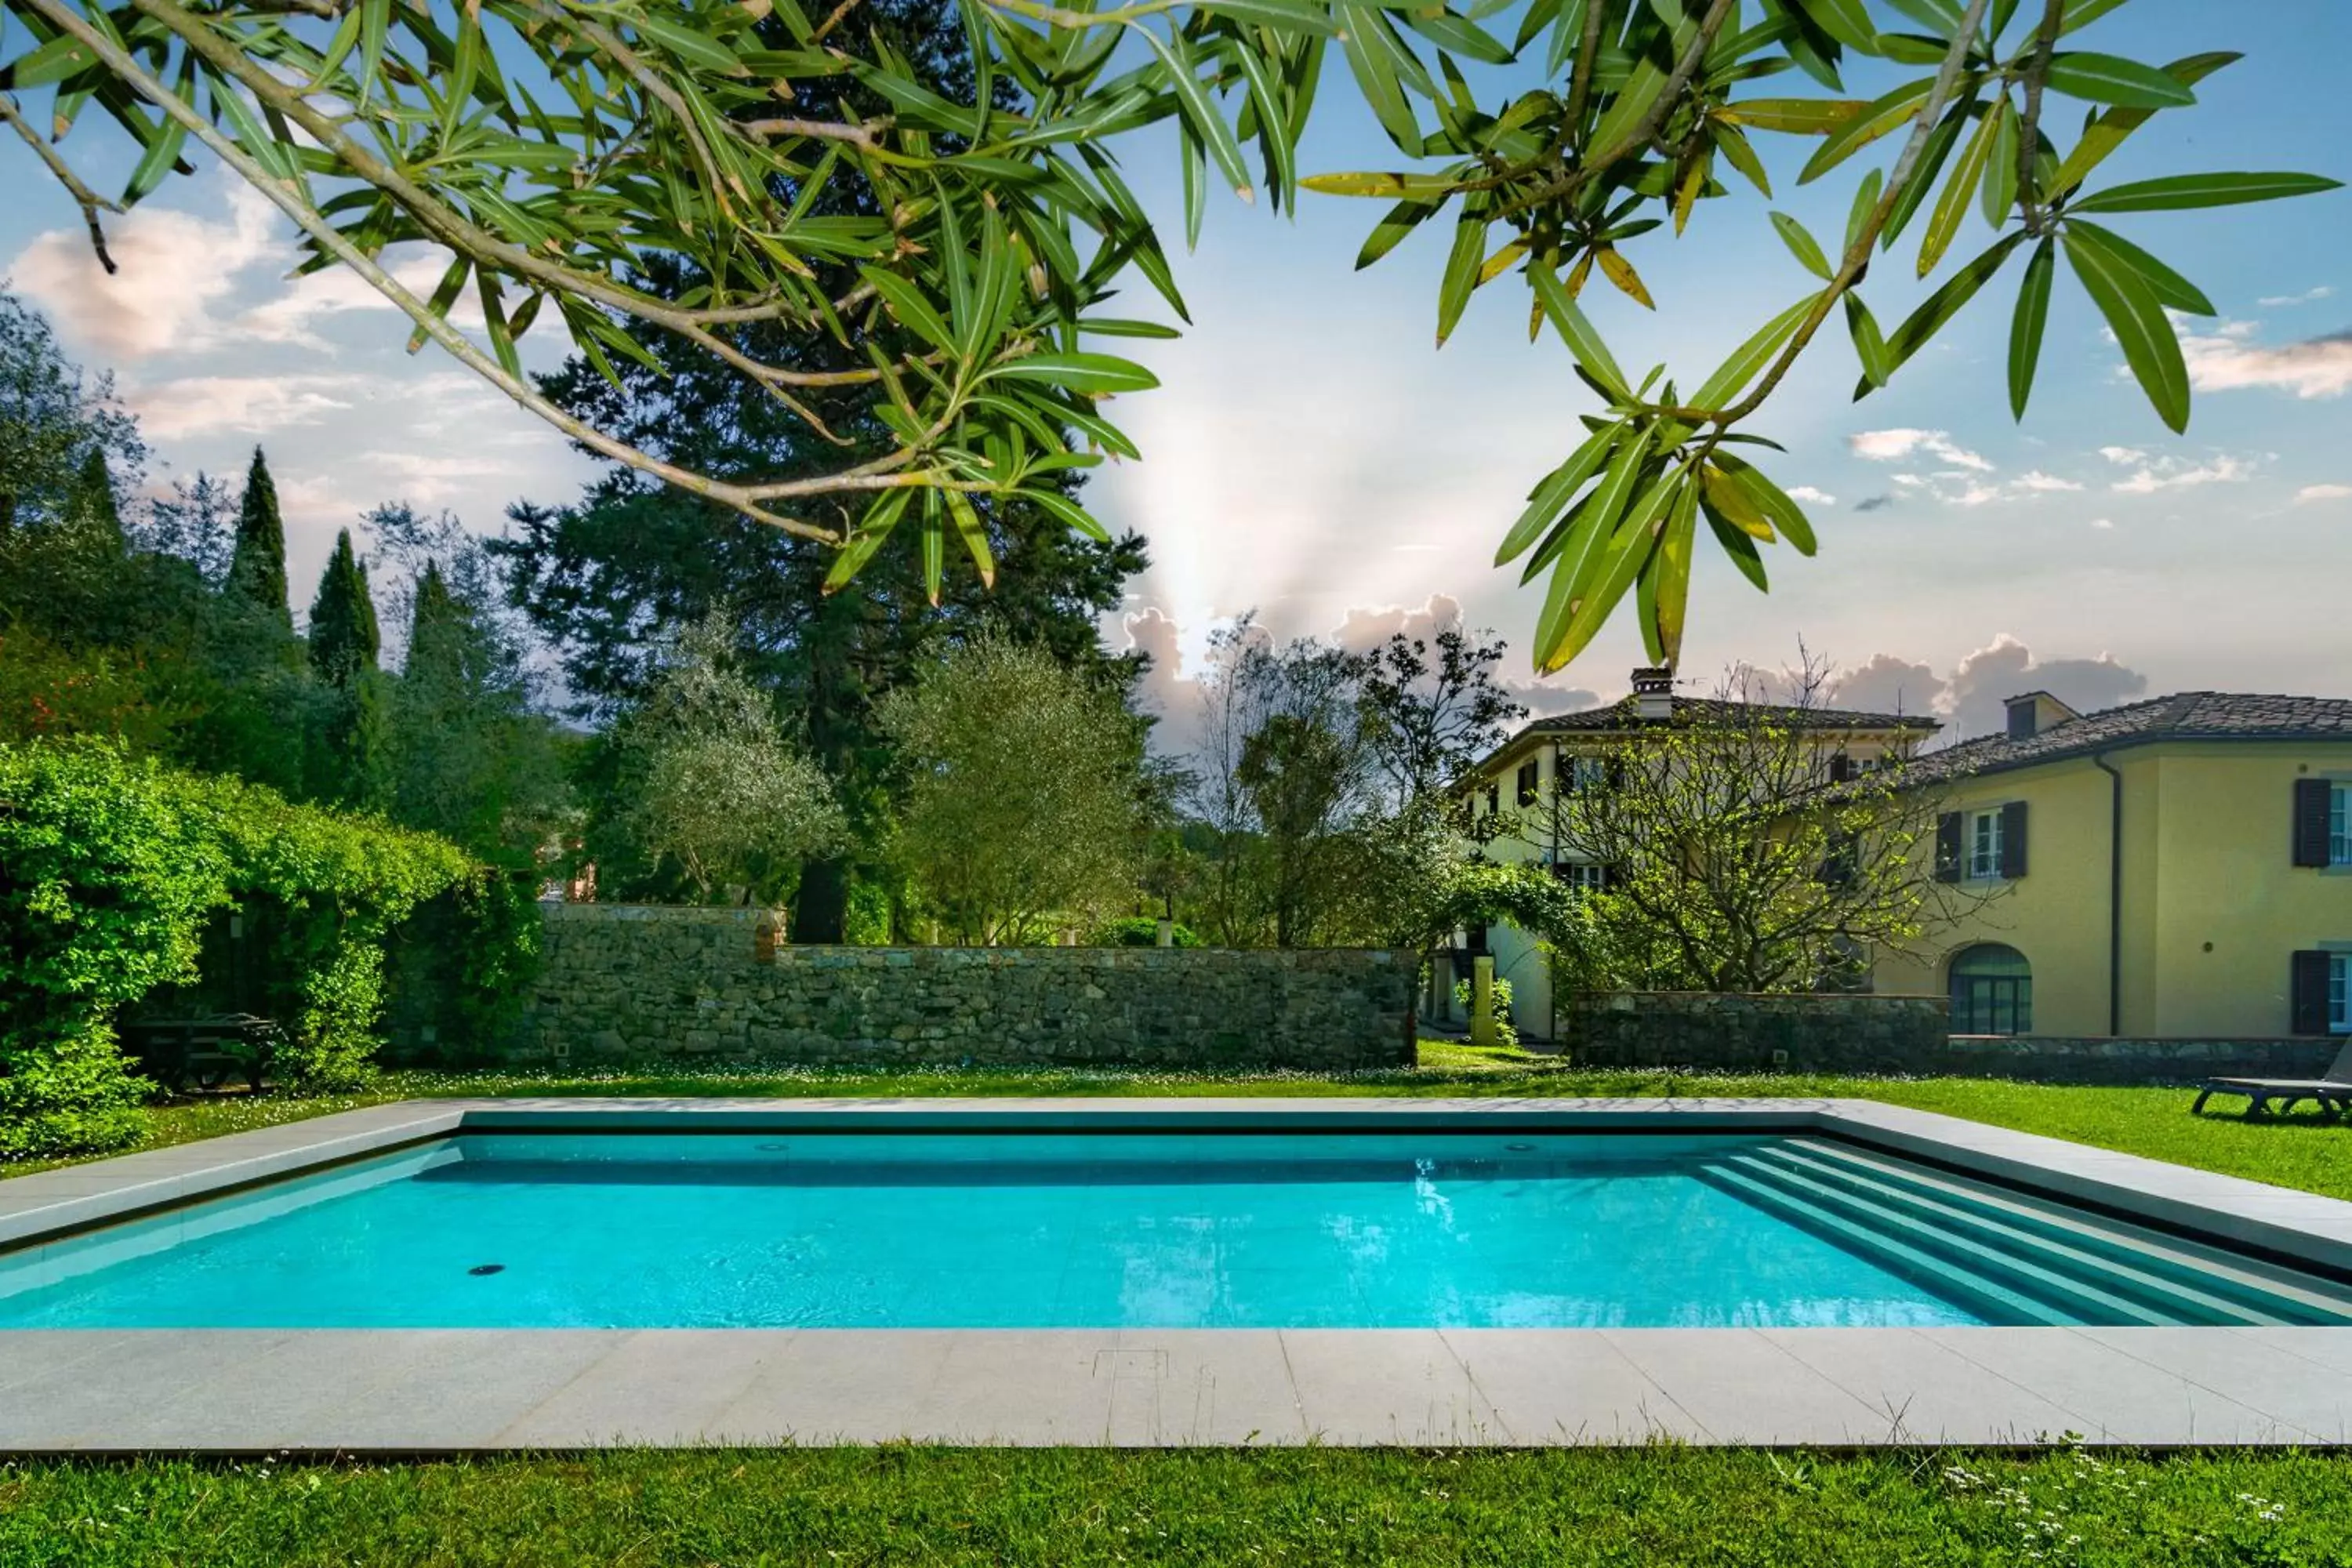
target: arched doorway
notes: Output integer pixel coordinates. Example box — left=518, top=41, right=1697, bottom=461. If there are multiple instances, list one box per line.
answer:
left=1950, top=944, right=2032, bottom=1036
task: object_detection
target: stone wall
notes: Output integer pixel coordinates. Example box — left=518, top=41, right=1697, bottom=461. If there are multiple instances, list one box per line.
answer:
left=502, top=904, right=1414, bottom=1069
left=1563, top=992, right=1950, bottom=1075
left=1561, top=990, right=2343, bottom=1083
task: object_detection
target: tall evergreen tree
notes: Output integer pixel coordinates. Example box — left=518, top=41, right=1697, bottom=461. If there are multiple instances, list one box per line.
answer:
left=307, top=528, right=380, bottom=684
left=224, top=446, right=290, bottom=629
left=305, top=527, right=387, bottom=804
left=64, top=447, right=125, bottom=556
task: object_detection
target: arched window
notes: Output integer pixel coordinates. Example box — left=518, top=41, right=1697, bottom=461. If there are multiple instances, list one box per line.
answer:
left=1950, top=944, right=2032, bottom=1036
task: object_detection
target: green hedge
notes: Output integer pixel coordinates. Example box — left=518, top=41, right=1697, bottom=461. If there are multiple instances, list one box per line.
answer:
left=0, top=739, right=474, bottom=1156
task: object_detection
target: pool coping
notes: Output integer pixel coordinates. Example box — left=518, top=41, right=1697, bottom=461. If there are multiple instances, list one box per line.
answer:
left=3, top=1096, right=2351, bottom=1450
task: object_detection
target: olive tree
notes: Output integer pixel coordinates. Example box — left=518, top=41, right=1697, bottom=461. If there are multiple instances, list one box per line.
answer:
left=877, top=630, right=1147, bottom=942
left=5, top=0, right=2333, bottom=666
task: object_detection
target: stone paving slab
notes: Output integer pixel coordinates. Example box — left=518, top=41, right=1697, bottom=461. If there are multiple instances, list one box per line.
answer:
left=5, top=1098, right=2352, bottom=1450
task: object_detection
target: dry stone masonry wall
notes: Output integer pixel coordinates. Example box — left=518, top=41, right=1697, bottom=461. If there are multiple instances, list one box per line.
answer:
left=512, top=904, right=1414, bottom=1070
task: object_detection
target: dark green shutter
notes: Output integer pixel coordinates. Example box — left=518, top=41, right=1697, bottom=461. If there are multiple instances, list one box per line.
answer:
left=1934, top=813, right=1962, bottom=882
left=2291, top=949, right=2332, bottom=1036
left=2293, top=779, right=2332, bottom=866
left=1999, top=800, right=2028, bottom=879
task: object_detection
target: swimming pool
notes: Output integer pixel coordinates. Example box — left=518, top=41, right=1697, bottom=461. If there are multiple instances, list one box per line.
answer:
left=7, top=1128, right=2350, bottom=1331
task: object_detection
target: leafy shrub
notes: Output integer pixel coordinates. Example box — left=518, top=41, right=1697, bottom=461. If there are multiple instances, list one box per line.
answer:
left=1092, top=916, right=1202, bottom=948
left=0, top=739, right=475, bottom=1155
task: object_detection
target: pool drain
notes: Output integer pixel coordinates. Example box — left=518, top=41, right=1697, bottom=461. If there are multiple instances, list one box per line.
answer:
left=467, top=1264, right=506, bottom=1276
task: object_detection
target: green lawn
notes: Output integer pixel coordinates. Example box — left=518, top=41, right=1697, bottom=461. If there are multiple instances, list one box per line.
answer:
left=8, top=1043, right=2347, bottom=1201
left=5, top=1445, right=2348, bottom=1566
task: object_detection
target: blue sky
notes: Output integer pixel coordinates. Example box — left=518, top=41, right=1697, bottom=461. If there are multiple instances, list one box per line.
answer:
left=3, top=0, right=2347, bottom=743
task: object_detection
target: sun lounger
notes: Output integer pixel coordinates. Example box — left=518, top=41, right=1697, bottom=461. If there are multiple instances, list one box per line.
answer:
left=2191, top=1041, right=2352, bottom=1117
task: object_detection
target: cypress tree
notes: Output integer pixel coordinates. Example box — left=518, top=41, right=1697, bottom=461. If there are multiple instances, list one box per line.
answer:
left=401, top=561, right=469, bottom=693
left=307, top=528, right=387, bottom=805
left=225, top=446, right=291, bottom=629
left=64, top=448, right=125, bottom=556
left=307, top=528, right=380, bottom=684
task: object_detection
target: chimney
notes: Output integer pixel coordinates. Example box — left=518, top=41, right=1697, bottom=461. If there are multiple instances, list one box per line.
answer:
left=1632, top=666, right=1674, bottom=721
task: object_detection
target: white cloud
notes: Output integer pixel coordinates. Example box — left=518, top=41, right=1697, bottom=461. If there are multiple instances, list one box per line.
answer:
left=10, top=180, right=279, bottom=359
left=2089, top=517, right=2115, bottom=529
left=129, top=374, right=365, bottom=439
left=1786, top=485, right=1836, bottom=505
left=2297, top=483, right=2352, bottom=504
left=2010, top=470, right=2082, bottom=493
left=2179, top=325, right=2352, bottom=401
left=2098, top=446, right=2147, bottom=466
left=2109, top=454, right=2253, bottom=495
left=2257, top=285, right=2335, bottom=307
left=1848, top=428, right=1993, bottom=471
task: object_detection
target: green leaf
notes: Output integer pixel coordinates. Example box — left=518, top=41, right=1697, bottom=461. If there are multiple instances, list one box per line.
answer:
left=2049, top=53, right=2238, bottom=197
left=1793, top=0, right=1878, bottom=53
left=1799, top=77, right=1933, bottom=185
left=1715, top=452, right=1817, bottom=555
left=1719, top=98, right=1864, bottom=134
left=1980, top=96, right=2018, bottom=227
left=1918, top=99, right=2000, bottom=276
left=1142, top=28, right=1254, bottom=201
left=945, top=489, right=994, bottom=589
left=1015, top=486, right=1112, bottom=543
left=2057, top=0, right=2129, bottom=34
left=2066, top=171, right=2343, bottom=215
left=1866, top=231, right=2026, bottom=390
left=1769, top=212, right=1832, bottom=279
left=1843, top=167, right=1882, bottom=254
left=633, top=14, right=746, bottom=74
left=1074, top=318, right=1185, bottom=339
left=2042, top=52, right=2198, bottom=108
left=1639, top=480, right=1697, bottom=666
left=1355, top=198, right=1443, bottom=269
left=1403, top=8, right=1514, bottom=65
left=1436, top=212, right=1487, bottom=346
left=1496, top=421, right=1625, bottom=565
left=1530, top=264, right=1629, bottom=400
left=920, top=492, right=946, bottom=606
left=2007, top=235, right=2053, bottom=419
left=1878, top=105, right=1965, bottom=249
left=2062, top=220, right=2212, bottom=315
left=1339, top=20, right=1422, bottom=156
left=985, top=351, right=1161, bottom=395
left=1300, top=170, right=1461, bottom=198
left=122, top=103, right=190, bottom=205
left=3, top=34, right=98, bottom=89
left=858, top=267, right=959, bottom=358
left=1691, top=293, right=1818, bottom=410
left=1714, top=122, right=1772, bottom=197
left=1844, top=292, right=1890, bottom=387
left=1541, top=473, right=1681, bottom=672
left=1700, top=490, right=1771, bottom=592
left=2063, top=227, right=2188, bottom=433
left=1198, top=0, right=1341, bottom=35
left=824, top=488, right=913, bottom=592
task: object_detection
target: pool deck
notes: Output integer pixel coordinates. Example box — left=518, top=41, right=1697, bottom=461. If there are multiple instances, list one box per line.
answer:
left=4, top=1096, right=2351, bottom=1451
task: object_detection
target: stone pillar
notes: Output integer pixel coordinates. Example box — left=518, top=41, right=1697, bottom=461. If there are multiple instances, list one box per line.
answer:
left=1471, top=955, right=1497, bottom=1049
left=1155, top=917, right=1174, bottom=948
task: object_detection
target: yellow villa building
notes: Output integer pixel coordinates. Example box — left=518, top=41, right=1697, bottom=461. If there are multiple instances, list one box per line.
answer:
left=1449, top=669, right=1939, bottom=1040
left=1454, top=673, right=2352, bottom=1047
left=1872, top=690, right=2352, bottom=1041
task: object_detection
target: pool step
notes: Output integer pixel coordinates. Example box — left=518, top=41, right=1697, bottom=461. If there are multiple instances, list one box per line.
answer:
left=1693, top=1162, right=2079, bottom=1327
left=1707, top=1140, right=2352, bottom=1329
left=1751, top=1141, right=2352, bottom=1327
left=1703, top=1156, right=2177, bottom=1327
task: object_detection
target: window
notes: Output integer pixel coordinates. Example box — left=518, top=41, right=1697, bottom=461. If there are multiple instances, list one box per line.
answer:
left=2335, top=785, right=2351, bottom=867
left=1551, top=860, right=1608, bottom=895
left=1950, top=944, right=2032, bottom=1036
left=1515, top=760, right=1541, bottom=807
left=2334, top=954, right=2350, bottom=1035
left=1968, top=809, right=2004, bottom=880
left=1564, top=755, right=1610, bottom=793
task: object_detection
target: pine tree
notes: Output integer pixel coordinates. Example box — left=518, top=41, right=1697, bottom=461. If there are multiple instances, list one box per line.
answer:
left=224, top=446, right=291, bottom=629
left=307, top=528, right=380, bottom=684
left=402, top=561, right=470, bottom=694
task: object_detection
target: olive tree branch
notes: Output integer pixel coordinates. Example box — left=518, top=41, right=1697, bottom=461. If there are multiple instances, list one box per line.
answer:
left=1655, top=0, right=1995, bottom=428
left=0, top=94, right=118, bottom=274
left=2013, top=0, right=2063, bottom=235
left=13, top=0, right=868, bottom=542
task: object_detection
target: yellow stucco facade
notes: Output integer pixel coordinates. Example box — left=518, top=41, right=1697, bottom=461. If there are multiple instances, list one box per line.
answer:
left=1877, top=739, right=2352, bottom=1038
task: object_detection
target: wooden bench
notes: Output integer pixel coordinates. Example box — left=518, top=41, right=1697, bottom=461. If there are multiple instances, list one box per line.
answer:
left=121, top=1014, right=282, bottom=1094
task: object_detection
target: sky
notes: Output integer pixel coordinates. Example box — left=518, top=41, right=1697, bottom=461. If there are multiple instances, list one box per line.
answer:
left=3, top=0, right=2347, bottom=750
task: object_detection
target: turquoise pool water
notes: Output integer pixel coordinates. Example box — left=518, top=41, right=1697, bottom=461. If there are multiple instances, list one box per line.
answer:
left=6, top=1131, right=2350, bottom=1330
